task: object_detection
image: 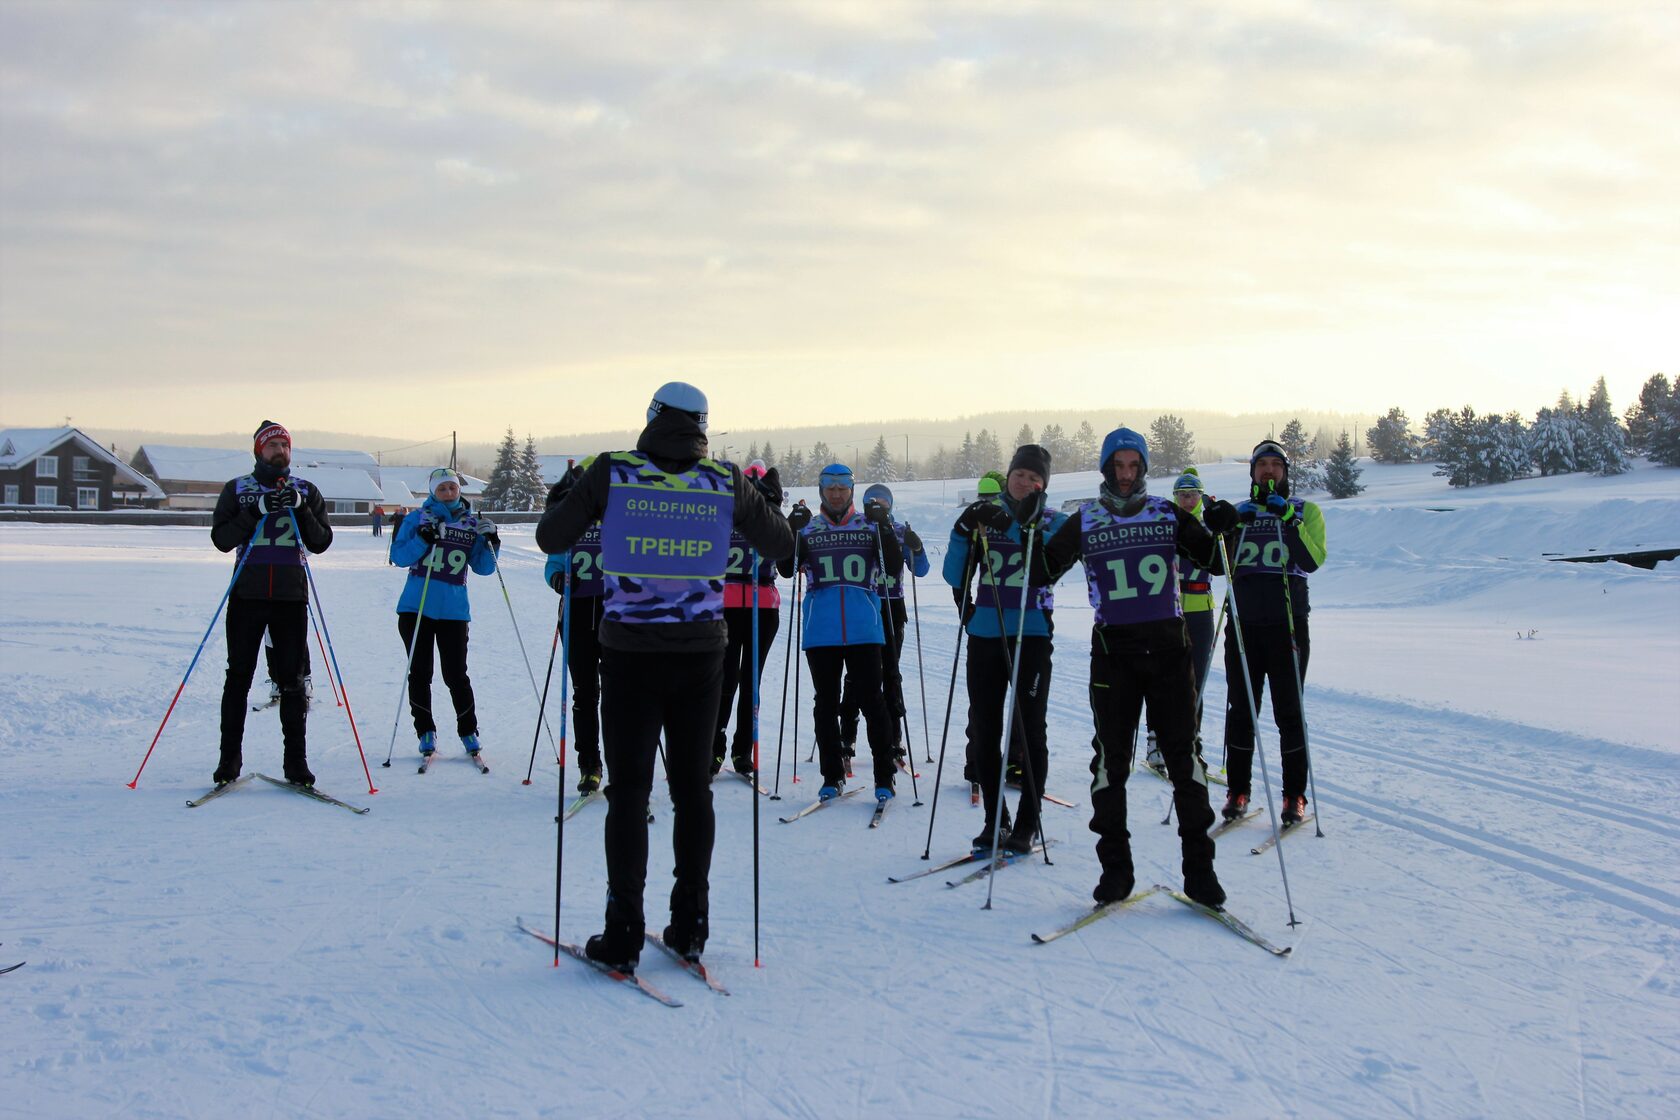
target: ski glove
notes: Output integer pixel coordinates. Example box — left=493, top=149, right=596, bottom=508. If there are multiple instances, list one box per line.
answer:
left=1204, top=499, right=1239, bottom=534
left=1235, top=501, right=1262, bottom=525
left=260, top=486, right=299, bottom=515
left=1265, top=494, right=1295, bottom=521
left=957, top=499, right=1013, bottom=534
left=477, top=521, right=501, bottom=552
left=416, top=520, right=440, bottom=545
left=864, top=499, right=892, bottom=526
left=787, top=503, right=813, bottom=531
left=902, top=525, right=924, bottom=554
left=752, top=469, right=785, bottom=507
left=1013, top=489, right=1046, bottom=527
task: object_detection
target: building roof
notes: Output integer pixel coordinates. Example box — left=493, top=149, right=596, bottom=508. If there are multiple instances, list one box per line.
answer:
left=0, top=427, right=165, bottom=499
left=379, top=467, right=487, bottom=498
left=534, top=454, right=590, bottom=486
left=135, top=444, right=378, bottom=485
left=292, top=466, right=385, bottom=502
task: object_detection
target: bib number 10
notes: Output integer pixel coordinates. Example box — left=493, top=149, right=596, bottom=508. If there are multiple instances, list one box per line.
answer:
left=1236, top=540, right=1289, bottom=570
left=1105, top=554, right=1170, bottom=600
left=816, top=553, right=868, bottom=584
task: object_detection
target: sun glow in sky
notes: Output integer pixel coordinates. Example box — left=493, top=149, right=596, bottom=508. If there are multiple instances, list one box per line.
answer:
left=1, top=0, right=1675, bottom=439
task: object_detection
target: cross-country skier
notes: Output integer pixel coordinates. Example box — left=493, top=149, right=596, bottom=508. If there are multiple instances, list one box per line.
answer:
left=944, top=444, right=1068, bottom=852
left=1028, top=427, right=1239, bottom=907
left=713, top=460, right=786, bottom=777
left=1145, top=467, right=1218, bottom=770
left=838, top=483, right=929, bottom=765
left=1211, top=440, right=1327, bottom=826
left=536, top=382, right=793, bottom=972
left=390, top=468, right=499, bottom=764
left=544, top=457, right=607, bottom=792
left=210, top=420, right=334, bottom=787
left=779, top=464, right=904, bottom=804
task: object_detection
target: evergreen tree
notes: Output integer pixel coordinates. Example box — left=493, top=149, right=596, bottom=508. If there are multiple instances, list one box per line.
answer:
left=1432, top=407, right=1477, bottom=488
left=782, top=447, right=806, bottom=486
left=1073, top=421, right=1098, bottom=470
left=1581, top=376, right=1631, bottom=475
left=1623, top=374, right=1671, bottom=456
left=760, top=441, right=777, bottom=469
left=1038, top=423, right=1071, bottom=469
left=1529, top=407, right=1576, bottom=476
left=1422, top=408, right=1455, bottom=461
left=1651, top=377, right=1680, bottom=467
left=481, top=427, right=521, bottom=511
left=958, top=432, right=977, bottom=477
left=515, top=435, right=545, bottom=510
left=809, top=442, right=833, bottom=481
left=1014, top=423, right=1036, bottom=451
left=1324, top=432, right=1364, bottom=498
left=1147, top=414, right=1196, bottom=477
left=1365, top=407, right=1416, bottom=463
left=973, top=429, right=1002, bottom=474
left=867, top=436, right=896, bottom=482
left=1278, top=418, right=1314, bottom=463
left=746, top=441, right=760, bottom=465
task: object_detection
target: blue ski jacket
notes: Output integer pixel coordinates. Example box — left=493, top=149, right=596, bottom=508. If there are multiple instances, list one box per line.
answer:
left=391, top=497, right=497, bottom=621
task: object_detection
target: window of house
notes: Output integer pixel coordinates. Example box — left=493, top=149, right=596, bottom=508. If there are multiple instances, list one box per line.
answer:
left=78, top=487, right=100, bottom=509
left=35, top=485, right=58, bottom=506
left=36, top=456, right=58, bottom=478
left=74, top=456, right=94, bottom=475
left=3, top=485, right=17, bottom=505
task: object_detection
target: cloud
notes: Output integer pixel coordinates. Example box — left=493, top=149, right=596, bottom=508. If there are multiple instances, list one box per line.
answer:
left=1, top=0, right=1675, bottom=435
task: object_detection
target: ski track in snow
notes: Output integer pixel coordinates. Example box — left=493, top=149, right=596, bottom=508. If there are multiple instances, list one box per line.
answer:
left=3, top=463, right=1679, bottom=1118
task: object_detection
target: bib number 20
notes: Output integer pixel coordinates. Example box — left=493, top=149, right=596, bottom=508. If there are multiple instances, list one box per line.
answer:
left=1236, top=540, right=1289, bottom=571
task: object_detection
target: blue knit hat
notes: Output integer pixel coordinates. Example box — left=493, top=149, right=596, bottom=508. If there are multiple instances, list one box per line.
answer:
left=1172, top=467, right=1203, bottom=493
left=1099, top=427, right=1149, bottom=475
left=862, top=483, right=893, bottom=510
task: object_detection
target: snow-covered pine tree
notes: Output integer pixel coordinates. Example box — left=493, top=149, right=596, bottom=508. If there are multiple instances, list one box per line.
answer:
left=1582, top=377, right=1631, bottom=475
left=1623, top=374, right=1671, bottom=456
left=1366, top=407, right=1416, bottom=463
left=1433, top=407, right=1476, bottom=487
left=1073, top=421, right=1098, bottom=470
left=1147, top=414, right=1196, bottom=476
left=973, top=429, right=1002, bottom=474
left=1529, top=407, right=1576, bottom=476
left=481, top=428, right=521, bottom=511
left=1038, top=423, right=1069, bottom=468
left=760, top=441, right=777, bottom=469
left=809, top=442, right=833, bottom=482
left=1485, top=413, right=1533, bottom=484
left=1324, top=431, right=1364, bottom=498
left=867, top=436, right=896, bottom=482
left=1014, top=423, right=1035, bottom=451
left=1641, top=376, right=1680, bottom=466
left=1422, top=408, right=1455, bottom=461
left=782, top=447, right=805, bottom=486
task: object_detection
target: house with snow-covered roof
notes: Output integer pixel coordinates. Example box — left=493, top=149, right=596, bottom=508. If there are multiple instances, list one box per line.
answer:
left=377, top=467, right=488, bottom=512
left=0, top=427, right=165, bottom=509
left=132, top=444, right=385, bottom=512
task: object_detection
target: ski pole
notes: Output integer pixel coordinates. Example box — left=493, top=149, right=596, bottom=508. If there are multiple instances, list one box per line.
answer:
left=873, top=521, right=920, bottom=806
left=552, top=556, right=574, bottom=962
left=128, top=539, right=254, bottom=789
left=750, top=548, right=763, bottom=968
left=1217, top=535, right=1301, bottom=927
left=907, top=528, right=934, bottom=763
left=791, top=564, right=803, bottom=786
left=976, top=525, right=1051, bottom=868
left=307, top=599, right=343, bottom=708
left=283, top=505, right=376, bottom=793
left=1280, top=570, right=1324, bottom=836
left=920, top=536, right=976, bottom=860
left=770, top=568, right=798, bottom=800
left=523, top=616, right=561, bottom=784
left=491, top=544, right=561, bottom=759
left=985, top=521, right=1040, bottom=911
left=384, top=539, right=436, bottom=768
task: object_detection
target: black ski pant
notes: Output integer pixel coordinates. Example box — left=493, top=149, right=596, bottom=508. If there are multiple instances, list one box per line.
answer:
left=807, top=644, right=895, bottom=788
left=1222, top=617, right=1311, bottom=799
left=715, top=606, right=780, bottom=765
left=563, top=595, right=605, bottom=771
left=965, top=633, right=1052, bottom=835
left=263, top=628, right=311, bottom=683
left=598, top=646, right=724, bottom=931
left=1087, top=632, right=1217, bottom=886
left=840, top=599, right=907, bottom=747
left=218, top=596, right=309, bottom=782
left=397, top=613, right=477, bottom=740
left=1145, top=607, right=1216, bottom=747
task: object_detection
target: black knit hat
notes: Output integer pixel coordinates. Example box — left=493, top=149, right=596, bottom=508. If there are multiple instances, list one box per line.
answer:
left=1008, top=444, right=1052, bottom=481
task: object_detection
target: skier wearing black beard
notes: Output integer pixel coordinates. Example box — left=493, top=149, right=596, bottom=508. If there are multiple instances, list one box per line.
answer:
left=209, top=420, right=334, bottom=787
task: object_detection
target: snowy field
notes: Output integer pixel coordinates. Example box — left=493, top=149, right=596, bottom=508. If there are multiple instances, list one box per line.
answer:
left=3, top=461, right=1678, bottom=1118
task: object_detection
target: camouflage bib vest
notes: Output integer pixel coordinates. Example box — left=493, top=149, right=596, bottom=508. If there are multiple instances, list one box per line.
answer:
left=1079, top=495, right=1183, bottom=627
left=598, top=452, right=735, bottom=624
left=233, top=474, right=318, bottom=567
left=1234, top=499, right=1311, bottom=581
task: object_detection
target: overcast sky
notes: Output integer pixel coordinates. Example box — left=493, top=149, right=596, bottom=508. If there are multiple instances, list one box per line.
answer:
left=1, top=0, right=1675, bottom=439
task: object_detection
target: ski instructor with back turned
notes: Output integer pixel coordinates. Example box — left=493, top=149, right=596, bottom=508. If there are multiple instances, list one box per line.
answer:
left=210, top=420, right=334, bottom=788
left=536, top=383, right=794, bottom=974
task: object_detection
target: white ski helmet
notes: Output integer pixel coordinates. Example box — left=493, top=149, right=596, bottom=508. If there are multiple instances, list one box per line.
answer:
left=647, top=382, right=708, bottom=431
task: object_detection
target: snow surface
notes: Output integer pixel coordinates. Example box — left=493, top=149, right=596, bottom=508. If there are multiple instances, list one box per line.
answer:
left=3, top=462, right=1678, bottom=1118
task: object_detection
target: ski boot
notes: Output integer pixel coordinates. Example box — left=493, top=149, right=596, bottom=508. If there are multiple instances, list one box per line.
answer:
left=584, top=920, right=644, bottom=973
left=818, top=781, right=845, bottom=802
left=971, top=802, right=1013, bottom=851
left=461, top=733, right=481, bottom=756
left=1281, top=794, right=1308, bottom=826
left=1221, top=790, right=1249, bottom=821
left=418, top=730, right=437, bottom=757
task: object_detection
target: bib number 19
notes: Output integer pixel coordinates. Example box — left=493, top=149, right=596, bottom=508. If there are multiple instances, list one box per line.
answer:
left=1105, top=554, right=1169, bottom=600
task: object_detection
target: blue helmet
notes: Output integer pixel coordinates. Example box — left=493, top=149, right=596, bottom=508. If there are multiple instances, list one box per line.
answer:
left=647, top=381, right=708, bottom=431
left=818, top=463, right=854, bottom=489
left=1099, top=427, right=1149, bottom=475
left=861, top=483, right=894, bottom=511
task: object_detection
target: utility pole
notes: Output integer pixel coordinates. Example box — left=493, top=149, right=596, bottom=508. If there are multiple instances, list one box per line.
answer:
left=450, top=431, right=457, bottom=472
